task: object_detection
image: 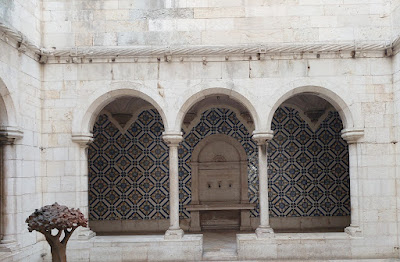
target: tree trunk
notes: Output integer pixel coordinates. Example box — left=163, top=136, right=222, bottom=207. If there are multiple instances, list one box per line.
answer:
left=49, top=241, right=67, bottom=262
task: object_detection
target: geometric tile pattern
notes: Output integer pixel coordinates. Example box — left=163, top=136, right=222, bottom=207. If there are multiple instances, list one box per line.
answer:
left=88, top=110, right=170, bottom=220
left=268, top=107, right=350, bottom=217
left=179, top=108, right=259, bottom=217
left=88, top=106, right=349, bottom=221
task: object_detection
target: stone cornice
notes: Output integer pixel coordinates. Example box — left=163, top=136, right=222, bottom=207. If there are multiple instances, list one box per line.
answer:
left=1, top=20, right=399, bottom=61
left=0, top=21, right=46, bottom=62
left=43, top=41, right=392, bottom=61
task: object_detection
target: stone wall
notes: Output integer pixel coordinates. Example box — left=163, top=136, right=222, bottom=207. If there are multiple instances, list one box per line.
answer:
left=0, top=0, right=399, bottom=260
left=392, top=0, right=400, bottom=37
left=41, top=0, right=393, bottom=48
left=40, top=53, right=397, bottom=257
left=0, top=37, right=43, bottom=260
left=0, top=0, right=41, bottom=45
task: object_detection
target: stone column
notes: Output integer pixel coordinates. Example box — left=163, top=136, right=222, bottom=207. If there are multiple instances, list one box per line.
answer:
left=341, top=129, right=364, bottom=237
left=163, top=131, right=184, bottom=239
left=252, top=131, right=274, bottom=238
left=0, top=126, right=23, bottom=252
left=72, top=133, right=96, bottom=240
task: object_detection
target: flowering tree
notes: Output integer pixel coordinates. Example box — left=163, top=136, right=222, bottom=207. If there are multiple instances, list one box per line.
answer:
left=26, top=203, right=87, bottom=262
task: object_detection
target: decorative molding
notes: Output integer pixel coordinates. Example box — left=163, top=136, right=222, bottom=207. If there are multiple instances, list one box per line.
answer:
left=341, top=129, right=364, bottom=144
left=71, top=133, right=94, bottom=147
left=43, top=42, right=391, bottom=60
left=0, top=21, right=45, bottom=61
left=252, top=130, right=274, bottom=145
left=1, top=21, right=399, bottom=61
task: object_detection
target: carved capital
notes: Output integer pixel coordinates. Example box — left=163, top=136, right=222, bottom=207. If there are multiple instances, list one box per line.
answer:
left=162, top=131, right=183, bottom=146
left=341, top=129, right=364, bottom=144
left=0, top=126, right=23, bottom=145
left=72, top=133, right=93, bottom=147
left=252, top=130, right=274, bottom=145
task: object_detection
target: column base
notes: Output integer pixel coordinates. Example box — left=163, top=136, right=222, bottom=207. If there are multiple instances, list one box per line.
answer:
left=164, top=228, right=184, bottom=240
left=0, top=239, right=18, bottom=252
left=255, top=226, right=274, bottom=239
left=345, top=225, right=362, bottom=237
left=78, top=227, right=96, bottom=240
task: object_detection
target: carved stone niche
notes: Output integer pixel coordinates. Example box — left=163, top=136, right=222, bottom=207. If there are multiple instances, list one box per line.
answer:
left=185, top=134, right=254, bottom=231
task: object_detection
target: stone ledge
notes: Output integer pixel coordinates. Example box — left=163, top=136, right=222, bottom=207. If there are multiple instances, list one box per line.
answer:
left=64, top=234, right=203, bottom=262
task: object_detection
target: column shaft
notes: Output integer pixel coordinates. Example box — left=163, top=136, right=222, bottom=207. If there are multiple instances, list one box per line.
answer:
left=0, top=143, right=19, bottom=251
left=168, top=144, right=180, bottom=230
left=341, top=128, right=364, bottom=237
left=258, top=144, right=270, bottom=228
left=255, top=143, right=273, bottom=237
left=163, top=132, right=184, bottom=239
left=345, top=142, right=361, bottom=236
left=76, top=144, right=95, bottom=240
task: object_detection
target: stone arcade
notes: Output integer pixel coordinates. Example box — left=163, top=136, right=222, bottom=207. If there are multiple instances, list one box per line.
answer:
left=0, top=0, right=400, bottom=261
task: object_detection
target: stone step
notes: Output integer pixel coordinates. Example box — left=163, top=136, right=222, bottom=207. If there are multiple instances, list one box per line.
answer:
left=202, top=248, right=238, bottom=261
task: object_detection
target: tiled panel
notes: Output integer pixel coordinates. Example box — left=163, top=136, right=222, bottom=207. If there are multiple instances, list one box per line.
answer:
left=89, top=110, right=170, bottom=220
left=268, top=107, right=350, bottom=217
left=88, top=107, right=349, bottom=221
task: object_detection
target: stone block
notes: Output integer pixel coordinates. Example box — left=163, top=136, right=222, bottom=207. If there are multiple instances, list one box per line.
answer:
left=129, top=8, right=194, bottom=20
left=319, top=27, right=355, bottom=41
left=77, top=64, right=113, bottom=81
left=194, top=7, right=245, bottom=18
left=222, top=61, right=249, bottom=79
left=245, top=6, right=287, bottom=17
left=90, top=247, right=122, bottom=262
left=94, top=32, right=117, bottom=46
left=75, top=33, right=93, bottom=46
left=205, top=18, right=234, bottom=30
left=192, top=62, right=222, bottom=79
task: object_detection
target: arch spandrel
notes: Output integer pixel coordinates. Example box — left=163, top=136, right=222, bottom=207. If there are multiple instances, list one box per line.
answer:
left=71, top=82, right=168, bottom=137
left=174, top=84, right=261, bottom=132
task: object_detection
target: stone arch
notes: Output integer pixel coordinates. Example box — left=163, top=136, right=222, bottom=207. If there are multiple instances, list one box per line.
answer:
left=192, top=134, right=248, bottom=162
left=72, top=82, right=168, bottom=136
left=266, top=84, right=355, bottom=232
left=175, top=87, right=260, bottom=132
left=0, top=77, right=19, bottom=128
left=267, top=85, right=357, bottom=130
